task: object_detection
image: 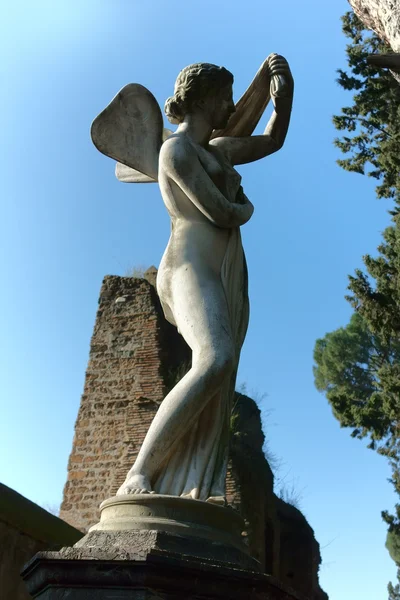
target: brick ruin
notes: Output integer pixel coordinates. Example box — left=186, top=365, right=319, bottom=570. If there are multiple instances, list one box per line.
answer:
left=60, top=272, right=190, bottom=530
left=60, top=272, right=328, bottom=600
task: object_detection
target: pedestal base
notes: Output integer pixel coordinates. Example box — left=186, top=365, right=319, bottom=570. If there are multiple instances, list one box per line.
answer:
left=90, top=494, right=250, bottom=557
left=21, top=495, right=305, bottom=599
left=22, top=542, right=304, bottom=600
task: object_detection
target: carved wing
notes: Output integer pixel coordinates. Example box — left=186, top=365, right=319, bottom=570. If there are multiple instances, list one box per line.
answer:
left=114, top=128, right=174, bottom=183
left=91, top=84, right=165, bottom=182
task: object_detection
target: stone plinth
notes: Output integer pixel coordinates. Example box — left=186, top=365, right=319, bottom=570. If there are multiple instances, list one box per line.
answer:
left=22, top=552, right=306, bottom=600
left=22, top=519, right=305, bottom=600
left=23, top=494, right=305, bottom=599
left=89, top=494, right=251, bottom=558
left=76, top=494, right=258, bottom=571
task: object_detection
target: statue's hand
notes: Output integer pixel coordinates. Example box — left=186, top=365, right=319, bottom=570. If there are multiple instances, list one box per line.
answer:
left=267, top=54, right=293, bottom=104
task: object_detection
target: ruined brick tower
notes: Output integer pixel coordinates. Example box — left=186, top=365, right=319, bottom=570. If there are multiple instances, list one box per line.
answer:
left=59, top=271, right=190, bottom=531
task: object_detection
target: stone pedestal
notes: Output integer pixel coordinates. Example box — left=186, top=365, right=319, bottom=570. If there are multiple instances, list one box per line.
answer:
left=91, top=494, right=251, bottom=555
left=22, top=495, right=304, bottom=600
left=22, top=550, right=305, bottom=600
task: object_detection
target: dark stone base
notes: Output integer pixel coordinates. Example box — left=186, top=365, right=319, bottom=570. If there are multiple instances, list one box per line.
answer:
left=22, top=530, right=305, bottom=600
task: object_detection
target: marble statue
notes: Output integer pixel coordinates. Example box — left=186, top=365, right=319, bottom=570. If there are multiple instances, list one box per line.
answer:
left=91, top=54, right=293, bottom=505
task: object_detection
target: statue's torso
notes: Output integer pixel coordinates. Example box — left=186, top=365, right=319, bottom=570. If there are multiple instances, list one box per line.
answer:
left=156, top=136, right=246, bottom=319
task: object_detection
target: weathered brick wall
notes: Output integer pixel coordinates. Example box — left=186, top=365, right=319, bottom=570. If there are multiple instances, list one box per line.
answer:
left=0, top=483, right=82, bottom=600
left=275, top=498, right=328, bottom=600
left=226, top=395, right=328, bottom=600
left=59, top=274, right=190, bottom=531
left=227, top=394, right=275, bottom=568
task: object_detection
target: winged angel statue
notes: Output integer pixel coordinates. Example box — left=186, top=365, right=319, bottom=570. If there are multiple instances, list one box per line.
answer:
left=91, top=54, right=293, bottom=504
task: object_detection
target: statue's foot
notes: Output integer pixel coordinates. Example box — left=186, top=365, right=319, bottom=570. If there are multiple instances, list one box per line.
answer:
left=206, top=495, right=227, bottom=506
left=116, top=472, right=153, bottom=496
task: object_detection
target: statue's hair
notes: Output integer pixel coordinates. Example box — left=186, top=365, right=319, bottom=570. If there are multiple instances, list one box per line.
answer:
left=165, top=63, right=234, bottom=124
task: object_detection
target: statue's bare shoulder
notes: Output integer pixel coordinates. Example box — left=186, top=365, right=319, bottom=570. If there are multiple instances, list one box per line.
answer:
left=160, top=134, right=222, bottom=181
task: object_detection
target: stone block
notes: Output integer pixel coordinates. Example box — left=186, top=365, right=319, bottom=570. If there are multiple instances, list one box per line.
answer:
left=22, top=532, right=305, bottom=600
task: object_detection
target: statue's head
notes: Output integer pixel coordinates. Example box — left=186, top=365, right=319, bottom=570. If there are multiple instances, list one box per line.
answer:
left=165, top=63, right=235, bottom=129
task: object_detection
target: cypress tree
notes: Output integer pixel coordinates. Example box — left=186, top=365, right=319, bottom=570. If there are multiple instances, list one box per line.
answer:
left=313, top=12, right=400, bottom=596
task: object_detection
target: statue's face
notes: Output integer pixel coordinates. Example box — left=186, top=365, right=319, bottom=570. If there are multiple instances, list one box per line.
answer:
left=209, top=84, right=235, bottom=129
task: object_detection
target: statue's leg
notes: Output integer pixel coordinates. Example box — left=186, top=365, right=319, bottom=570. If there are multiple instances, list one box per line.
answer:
left=117, top=268, right=234, bottom=495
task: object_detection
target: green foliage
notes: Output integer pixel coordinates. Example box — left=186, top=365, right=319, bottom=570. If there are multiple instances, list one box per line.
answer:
left=333, top=12, right=400, bottom=205
left=313, top=312, right=399, bottom=447
left=314, top=11, right=400, bottom=597
left=388, top=571, right=400, bottom=600
left=386, top=524, right=400, bottom=565
left=346, top=224, right=400, bottom=342
left=313, top=219, right=400, bottom=599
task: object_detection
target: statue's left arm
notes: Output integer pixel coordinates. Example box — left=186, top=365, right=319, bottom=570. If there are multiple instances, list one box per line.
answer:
left=211, top=55, right=294, bottom=165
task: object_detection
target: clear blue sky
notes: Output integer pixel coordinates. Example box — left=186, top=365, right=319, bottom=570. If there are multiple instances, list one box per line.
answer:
left=0, top=1, right=397, bottom=598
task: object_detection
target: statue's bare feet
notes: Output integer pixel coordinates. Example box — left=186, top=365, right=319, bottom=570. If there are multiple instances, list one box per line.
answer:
left=116, top=472, right=153, bottom=496
left=206, top=495, right=227, bottom=506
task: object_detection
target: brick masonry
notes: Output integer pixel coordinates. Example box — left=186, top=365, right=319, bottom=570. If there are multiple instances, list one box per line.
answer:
left=59, top=274, right=190, bottom=532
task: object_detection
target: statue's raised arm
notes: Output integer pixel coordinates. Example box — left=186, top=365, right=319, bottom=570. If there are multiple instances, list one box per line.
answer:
left=211, top=54, right=294, bottom=165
